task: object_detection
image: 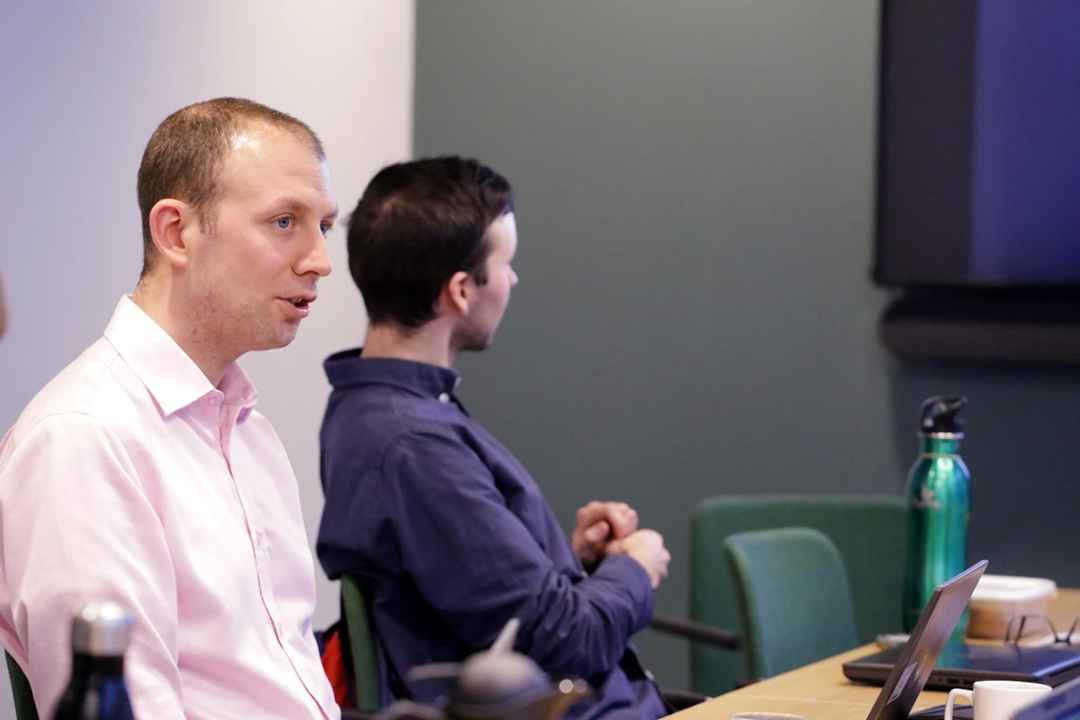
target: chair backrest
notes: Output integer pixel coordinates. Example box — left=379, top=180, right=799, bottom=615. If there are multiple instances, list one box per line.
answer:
left=6, top=652, right=39, bottom=720
left=341, top=574, right=382, bottom=713
left=723, top=527, right=858, bottom=681
left=689, top=494, right=906, bottom=694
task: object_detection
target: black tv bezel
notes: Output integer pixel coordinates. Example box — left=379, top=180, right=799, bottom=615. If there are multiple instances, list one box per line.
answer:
left=870, top=0, right=1080, bottom=295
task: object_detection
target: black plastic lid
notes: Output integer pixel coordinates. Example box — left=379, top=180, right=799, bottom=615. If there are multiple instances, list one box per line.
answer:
left=918, top=396, right=967, bottom=435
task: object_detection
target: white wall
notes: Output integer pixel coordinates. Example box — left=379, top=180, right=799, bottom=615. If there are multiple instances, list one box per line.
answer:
left=0, top=2, right=413, bottom=715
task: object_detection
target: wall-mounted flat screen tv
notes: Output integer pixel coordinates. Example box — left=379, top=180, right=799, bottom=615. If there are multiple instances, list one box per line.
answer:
left=874, top=0, right=1080, bottom=290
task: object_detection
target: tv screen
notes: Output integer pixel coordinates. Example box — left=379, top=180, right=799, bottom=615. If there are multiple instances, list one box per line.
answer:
left=874, top=0, right=1080, bottom=290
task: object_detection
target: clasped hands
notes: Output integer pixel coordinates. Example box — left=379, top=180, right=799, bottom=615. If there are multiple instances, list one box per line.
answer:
left=570, top=501, right=670, bottom=589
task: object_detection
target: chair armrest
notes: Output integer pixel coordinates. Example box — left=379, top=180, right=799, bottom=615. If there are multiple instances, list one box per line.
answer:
left=341, top=711, right=379, bottom=720
left=661, top=688, right=711, bottom=710
left=649, top=613, right=742, bottom=650
left=363, top=700, right=446, bottom=720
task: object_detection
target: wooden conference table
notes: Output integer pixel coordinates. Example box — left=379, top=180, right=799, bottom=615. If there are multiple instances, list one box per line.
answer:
left=672, top=589, right=1080, bottom=720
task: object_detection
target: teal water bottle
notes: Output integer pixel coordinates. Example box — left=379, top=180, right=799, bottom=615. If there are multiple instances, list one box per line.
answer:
left=902, top=396, right=971, bottom=639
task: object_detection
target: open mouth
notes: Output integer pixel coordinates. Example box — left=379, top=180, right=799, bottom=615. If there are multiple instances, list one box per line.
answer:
left=281, top=296, right=315, bottom=317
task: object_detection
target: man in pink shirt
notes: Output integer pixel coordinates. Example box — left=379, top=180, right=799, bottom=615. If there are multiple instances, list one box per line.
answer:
left=0, top=98, right=340, bottom=719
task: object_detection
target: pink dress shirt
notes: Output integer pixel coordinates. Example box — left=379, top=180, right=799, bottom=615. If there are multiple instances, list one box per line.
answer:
left=0, top=296, right=339, bottom=720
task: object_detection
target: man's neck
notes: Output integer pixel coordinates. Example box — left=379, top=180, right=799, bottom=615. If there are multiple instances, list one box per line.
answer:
left=361, top=321, right=457, bottom=369
left=132, top=279, right=233, bottom=386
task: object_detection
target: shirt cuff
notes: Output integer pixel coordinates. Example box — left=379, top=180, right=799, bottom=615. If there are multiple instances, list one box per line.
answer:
left=593, top=553, right=655, bottom=631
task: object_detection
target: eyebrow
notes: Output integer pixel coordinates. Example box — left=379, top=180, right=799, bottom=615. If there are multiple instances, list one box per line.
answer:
left=269, top=198, right=339, bottom=222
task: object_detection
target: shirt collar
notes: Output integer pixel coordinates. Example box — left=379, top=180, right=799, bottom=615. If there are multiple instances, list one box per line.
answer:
left=104, top=296, right=259, bottom=420
left=323, top=348, right=461, bottom=399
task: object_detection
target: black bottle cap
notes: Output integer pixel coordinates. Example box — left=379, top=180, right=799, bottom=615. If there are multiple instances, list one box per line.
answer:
left=918, top=396, right=967, bottom=436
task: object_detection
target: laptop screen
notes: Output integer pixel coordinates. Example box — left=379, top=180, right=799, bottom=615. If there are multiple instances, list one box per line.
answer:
left=867, top=561, right=989, bottom=720
left=1013, top=676, right=1080, bottom=720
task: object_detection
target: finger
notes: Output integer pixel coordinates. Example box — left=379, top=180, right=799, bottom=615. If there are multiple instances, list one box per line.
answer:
left=576, top=501, right=607, bottom=528
left=585, top=520, right=611, bottom=544
left=606, top=504, right=639, bottom=538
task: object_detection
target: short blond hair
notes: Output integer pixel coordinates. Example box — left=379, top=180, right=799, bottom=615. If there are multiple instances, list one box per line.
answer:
left=136, top=97, right=325, bottom=278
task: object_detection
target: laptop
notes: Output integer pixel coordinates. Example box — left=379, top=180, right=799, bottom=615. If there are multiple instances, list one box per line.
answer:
left=1012, top=675, right=1080, bottom=720
left=863, top=560, right=988, bottom=720
left=845, top=642, right=1080, bottom=691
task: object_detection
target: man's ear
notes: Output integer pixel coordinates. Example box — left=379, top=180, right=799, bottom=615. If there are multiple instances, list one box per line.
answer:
left=443, top=271, right=473, bottom=316
left=147, top=199, right=197, bottom=268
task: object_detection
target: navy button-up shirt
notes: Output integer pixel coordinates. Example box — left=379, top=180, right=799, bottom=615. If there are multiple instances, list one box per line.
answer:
left=317, top=350, right=666, bottom=719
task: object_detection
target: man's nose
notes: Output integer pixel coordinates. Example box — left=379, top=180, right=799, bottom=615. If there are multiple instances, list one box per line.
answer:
left=299, top=231, right=333, bottom=277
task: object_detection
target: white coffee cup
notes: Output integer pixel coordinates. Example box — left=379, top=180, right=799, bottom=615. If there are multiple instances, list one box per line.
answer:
left=944, top=680, right=1053, bottom=720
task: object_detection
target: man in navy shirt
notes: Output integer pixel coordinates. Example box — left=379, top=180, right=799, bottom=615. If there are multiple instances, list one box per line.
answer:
left=317, top=157, right=671, bottom=719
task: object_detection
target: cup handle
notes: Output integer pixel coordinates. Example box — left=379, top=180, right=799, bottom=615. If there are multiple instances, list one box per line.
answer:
left=945, top=688, right=973, bottom=720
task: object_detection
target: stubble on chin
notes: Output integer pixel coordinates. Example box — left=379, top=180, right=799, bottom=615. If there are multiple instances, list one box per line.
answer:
left=254, top=299, right=304, bottom=352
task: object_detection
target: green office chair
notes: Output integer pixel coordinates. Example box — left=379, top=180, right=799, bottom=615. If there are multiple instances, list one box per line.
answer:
left=723, top=527, right=858, bottom=682
left=6, top=651, right=39, bottom=720
left=340, top=574, right=382, bottom=714
left=689, top=494, right=906, bottom=694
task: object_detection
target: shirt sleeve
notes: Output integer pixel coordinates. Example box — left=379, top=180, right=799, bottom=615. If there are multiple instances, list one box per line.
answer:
left=0, top=414, right=186, bottom=719
left=382, top=429, right=654, bottom=679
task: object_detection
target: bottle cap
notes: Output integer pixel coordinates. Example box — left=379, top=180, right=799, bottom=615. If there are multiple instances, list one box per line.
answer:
left=70, top=601, right=133, bottom=657
left=918, top=396, right=968, bottom=436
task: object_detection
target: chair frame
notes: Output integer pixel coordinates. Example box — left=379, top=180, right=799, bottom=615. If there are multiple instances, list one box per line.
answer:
left=6, top=651, right=39, bottom=720
left=341, top=574, right=382, bottom=714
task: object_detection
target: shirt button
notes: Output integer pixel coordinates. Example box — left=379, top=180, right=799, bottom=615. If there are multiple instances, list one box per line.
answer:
left=438, top=393, right=450, bottom=403
left=207, top=396, right=218, bottom=406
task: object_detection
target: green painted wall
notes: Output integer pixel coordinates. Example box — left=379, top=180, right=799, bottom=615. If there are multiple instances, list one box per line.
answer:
left=414, top=1, right=1080, bottom=691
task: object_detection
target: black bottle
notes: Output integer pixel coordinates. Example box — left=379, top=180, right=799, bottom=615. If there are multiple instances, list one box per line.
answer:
left=54, top=602, right=135, bottom=720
